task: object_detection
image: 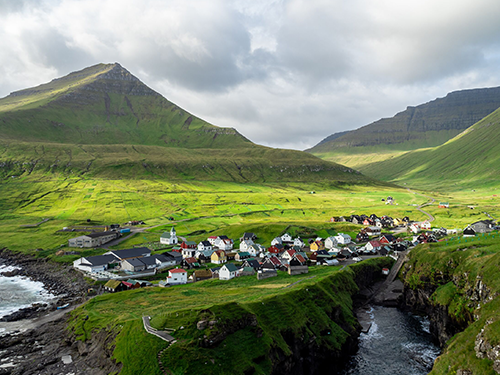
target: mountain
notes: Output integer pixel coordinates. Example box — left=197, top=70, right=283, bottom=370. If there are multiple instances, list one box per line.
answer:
left=0, top=63, right=372, bottom=184
left=308, top=87, right=500, bottom=169
left=362, top=106, right=500, bottom=188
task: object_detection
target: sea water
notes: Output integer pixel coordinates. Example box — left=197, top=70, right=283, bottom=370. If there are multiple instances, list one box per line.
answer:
left=342, top=306, right=440, bottom=375
left=0, top=264, right=56, bottom=321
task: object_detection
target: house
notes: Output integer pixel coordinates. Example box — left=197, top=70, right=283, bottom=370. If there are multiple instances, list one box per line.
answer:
left=73, top=254, right=119, bottom=273
left=136, top=256, right=158, bottom=270
left=293, top=237, right=305, bottom=248
left=420, top=221, right=432, bottom=230
left=197, top=240, right=213, bottom=251
left=239, top=240, right=254, bottom=252
left=152, top=253, right=177, bottom=269
left=281, top=233, right=293, bottom=243
left=181, top=240, right=197, bottom=249
left=268, top=244, right=284, bottom=255
left=181, top=247, right=197, bottom=259
left=167, top=268, right=187, bottom=285
left=438, top=202, right=450, bottom=208
left=379, top=234, right=396, bottom=244
left=163, top=251, right=183, bottom=265
left=105, top=247, right=151, bottom=261
left=288, top=258, right=308, bottom=275
left=365, top=240, right=381, bottom=253
left=215, top=236, right=234, bottom=251
left=247, top=243, right=265, bottom=257
left=470, top=220, right=495, bottom=233
left=121, top=258, right=146, bottom=272
left=240, top=232, right=257, bottom=242
left=195, top=249, right=215, bottom=263
left=334, top=233, right=351, bottom=245
left=310, top=240, right=324, bottom=251
left=104, top=279, right=126, bottom=293
left=463, top=226, right=476, bottom=237
left=239, top=267, right=256, bottom=276
left=219, top=263, right=239, bottom=280
left=324, top=236, right=338, bottom=249
left=160, top=227, right=178, bottom=245
left=181, top=257, right=200, bottom=269
left=68, top=231, right=119, bottom=248
left=365, top=226, right=381, bottom=236
left=207, top=236, right=218, bottom=245
left=235, top=251, right=251, bottom=261
left=193, top=269, right=213, bottom=282
left=242, top=258, right=261, bottom=270
left=271, top=237, right=283, bottom=246
left=260, top=256, right=282, bottom=270
left=410, top=223, right=421, bottom=234
left=281, top=249, right=296, bottom=262
left=356, top=232, right=369, bottom=243
left=292, top=253, right=307, bottom=265
left=211, top=250, right=227, bottom=264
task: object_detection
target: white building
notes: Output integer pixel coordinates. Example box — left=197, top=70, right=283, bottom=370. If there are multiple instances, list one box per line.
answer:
left=334, top=233, right=352, bottom=245
left=167, top=268, right=187, bottom=285
left=324, top=236, right=338, bottom=249
left=160, top=227, right=178, bottom=245
left=219, top=263, right=239, bottom=280
left=68, top=231, right=118, bottom=248
left=239, top=239, right=254, bottom=252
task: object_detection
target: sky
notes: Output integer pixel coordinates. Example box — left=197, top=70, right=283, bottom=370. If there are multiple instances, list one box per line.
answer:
left=1, top=0, right=500, bottom=150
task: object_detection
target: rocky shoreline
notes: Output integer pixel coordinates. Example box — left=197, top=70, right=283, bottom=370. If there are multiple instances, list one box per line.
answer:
left=0, top=247, right=89, bottom=322
left=0, top=248, right=121, bottom=375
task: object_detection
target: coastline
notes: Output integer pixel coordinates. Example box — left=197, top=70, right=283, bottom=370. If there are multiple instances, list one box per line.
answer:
left=0, top=248, right=89, bottom=323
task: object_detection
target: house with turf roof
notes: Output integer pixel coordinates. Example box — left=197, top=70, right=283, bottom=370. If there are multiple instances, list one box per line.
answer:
left=104, top=279, right=126, bottom=293
left=167, top=268, right=187, bottom=285
left=193, top=269, right=213, bottom=282
left=219, top=263, right=239, bottom=280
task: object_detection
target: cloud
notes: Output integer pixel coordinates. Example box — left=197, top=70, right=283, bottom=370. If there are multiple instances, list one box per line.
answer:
left=1, top=0, right=500, bottom=149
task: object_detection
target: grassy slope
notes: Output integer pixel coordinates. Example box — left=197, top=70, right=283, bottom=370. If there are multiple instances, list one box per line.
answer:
left=359, top=107, right=500, bottom=190
left=401, top=235, right=500, bottom=375
left=68, top=258, right=393, bottom=375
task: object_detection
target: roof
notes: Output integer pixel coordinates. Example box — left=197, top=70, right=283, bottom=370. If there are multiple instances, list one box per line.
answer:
left=108, top=247, right=151, bottom=260
left=200, top=240, right=212, bottom=246
left=160, top=232, right=173, bottom=238
left=184, top=241, right=197, bottom=246
left=124, top=258, right=145, bottom=267
left=238, top=251, right=250, bottom=257
left=295, top=254, right=306, bottom=263
left=218, top=235, right=230, bottom=240
left=104, top=279, right=122, bottom=289
left=82, top=254, right=119, bottom=266
left=223, top=263, right=239, bottom=272
left=194, top=269, right=213, bottom=277
left=170, top=268, right=187, bottom=274
left=139, top=257, right=157, bottom=266
left=184, top=257, right=198, bottom=264
left=86, top=231, right=117, bottom=238
left=152, top=254, right=169, bottom=262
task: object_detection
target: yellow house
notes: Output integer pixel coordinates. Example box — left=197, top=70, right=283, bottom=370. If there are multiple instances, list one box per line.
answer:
left=310, top=241, right=324, bottom=251
left=211, top=250, right=227, bottom=264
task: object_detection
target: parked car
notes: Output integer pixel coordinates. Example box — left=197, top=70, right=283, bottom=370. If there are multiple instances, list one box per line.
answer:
left=352, top=257, right=363, bottom=263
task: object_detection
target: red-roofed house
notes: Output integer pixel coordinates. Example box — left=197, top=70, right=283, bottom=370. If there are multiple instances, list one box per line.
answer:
left=365, top=240, right=381, bottom=253
left=167, top=268, right=187, bottom=285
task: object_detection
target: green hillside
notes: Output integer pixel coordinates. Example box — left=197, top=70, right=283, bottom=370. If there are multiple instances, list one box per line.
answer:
left=308, top=87, right=500, bottom=169
left=360, top=107, right=500, bottom=189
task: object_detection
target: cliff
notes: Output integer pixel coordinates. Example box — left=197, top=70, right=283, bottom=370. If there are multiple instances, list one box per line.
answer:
left=399, top=235, right=500, bottom=374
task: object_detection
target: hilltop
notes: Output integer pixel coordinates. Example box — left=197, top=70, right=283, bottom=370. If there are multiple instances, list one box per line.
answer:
left=361, top=106, right=500, bottom=189
left=0, top=63, right=372, bottom=184
left=308, top=87, right=500, bottom=169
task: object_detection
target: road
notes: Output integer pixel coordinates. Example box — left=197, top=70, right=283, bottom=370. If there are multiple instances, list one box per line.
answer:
left=406, top=187, right=435, bottom=222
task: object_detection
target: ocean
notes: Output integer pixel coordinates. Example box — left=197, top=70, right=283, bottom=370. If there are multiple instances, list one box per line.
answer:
left=0, top=264, right=56, bottom=324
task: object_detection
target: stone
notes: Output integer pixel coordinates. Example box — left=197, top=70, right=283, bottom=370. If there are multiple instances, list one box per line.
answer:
left=197, top=320, right=208, bottom=330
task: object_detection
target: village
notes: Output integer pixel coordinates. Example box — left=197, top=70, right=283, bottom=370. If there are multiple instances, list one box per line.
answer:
left=69, top=208, right=498, bottom=293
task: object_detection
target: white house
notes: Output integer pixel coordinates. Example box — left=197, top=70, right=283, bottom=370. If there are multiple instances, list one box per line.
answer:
left=293, top=237, right=305, bottom=248
left=197, top=240, right=212, bottom=251
left=271, top=237, right=283, bottom=246
left=420, top=221, right=432, bottom=230
left=73, top=254, right=119, bottom=273
left=365, top=226, right=381, bottom=236
left=182, top=248, right=197, bottom=259
left=248, top=243, right=265, bottom=257
left=324, top=236, right=338, bottom=249
left=239, top=239, right=254, bottom=252
left=334, top=233, right=351, bottom=245
left=365, top=240, right=381, bottom=253
left=410, top=223, right=421, bottom=234
left=214, top=236, right=233, bottom=251
left=160, top=227, right=178, bottom=245
left=219, top=263, right=239, bottom=280
left=167, top=268, right=187, bottom=285
left=281, top=233, right=293, bottom=243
